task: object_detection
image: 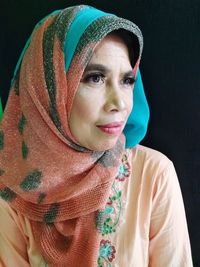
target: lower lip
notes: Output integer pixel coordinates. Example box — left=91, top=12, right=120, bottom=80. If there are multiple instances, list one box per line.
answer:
left=97, top=125, right=123, bottom=136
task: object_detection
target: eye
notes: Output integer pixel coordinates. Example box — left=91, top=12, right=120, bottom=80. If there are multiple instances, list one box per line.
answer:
left=122, top=77, right=135, bottom=86
left=81, top=73, right=105, bottom=85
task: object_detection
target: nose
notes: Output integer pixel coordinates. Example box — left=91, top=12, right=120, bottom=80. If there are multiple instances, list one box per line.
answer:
left=103, top=83, right=126, bottom=113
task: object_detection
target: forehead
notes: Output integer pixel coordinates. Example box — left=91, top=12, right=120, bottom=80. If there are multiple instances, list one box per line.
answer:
left=94, top=33, right=128, bottom=53
left=88, top=34, right=130, bottom=65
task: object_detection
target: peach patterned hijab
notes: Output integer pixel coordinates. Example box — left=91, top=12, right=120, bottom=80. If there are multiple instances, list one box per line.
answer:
left=0, top=5, right=143, bottom=266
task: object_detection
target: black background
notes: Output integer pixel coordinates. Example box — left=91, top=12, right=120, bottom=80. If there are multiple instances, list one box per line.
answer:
left=0, top=0, right=200, bottom=265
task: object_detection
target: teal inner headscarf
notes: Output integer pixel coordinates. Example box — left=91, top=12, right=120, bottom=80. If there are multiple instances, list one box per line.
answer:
left=2, top=5, right=150, bottom=148
left=124, top=69, right=149, bottom=148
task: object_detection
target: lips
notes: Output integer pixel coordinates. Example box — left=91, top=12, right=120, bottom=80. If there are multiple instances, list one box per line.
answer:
left=96, top=122, right=124, bottom=135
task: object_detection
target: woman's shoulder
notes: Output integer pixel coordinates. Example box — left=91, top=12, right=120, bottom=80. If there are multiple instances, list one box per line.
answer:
left=0, top=198, right=20, bottom=226
left=0, top=198, right=28, bottom=237
left=128, top=145, right=180, bottom=204
left=130, top=144, right=174, bottom=176
left=0, top=197, right=15, bottom=215
left=132, top=144, right=172, bottom=163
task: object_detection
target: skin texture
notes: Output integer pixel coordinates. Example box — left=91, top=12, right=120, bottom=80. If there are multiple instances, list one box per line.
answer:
left=69, top=34, right=135, bottom=151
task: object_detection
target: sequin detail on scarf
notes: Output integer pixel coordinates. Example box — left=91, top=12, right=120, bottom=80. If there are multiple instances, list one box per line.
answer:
left=96, top=154, right=130, bottom=267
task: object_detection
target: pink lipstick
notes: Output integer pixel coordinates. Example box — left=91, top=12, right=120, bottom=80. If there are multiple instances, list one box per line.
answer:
left=97, top=122, right=124, bottom=135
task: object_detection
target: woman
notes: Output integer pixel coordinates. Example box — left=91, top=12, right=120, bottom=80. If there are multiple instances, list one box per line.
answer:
left=0, top=5, right=193, bottom=267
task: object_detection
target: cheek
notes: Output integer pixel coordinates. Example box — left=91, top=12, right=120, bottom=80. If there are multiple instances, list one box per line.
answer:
left=72, top=92, right=98, bottom=121
left=128, top=95, right=133, bottom=110
left=125, top=91, right=133, bottom=115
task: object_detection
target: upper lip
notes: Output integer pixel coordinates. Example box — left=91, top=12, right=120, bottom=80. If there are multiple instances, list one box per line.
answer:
left=97, top=121, right=124, bottom=128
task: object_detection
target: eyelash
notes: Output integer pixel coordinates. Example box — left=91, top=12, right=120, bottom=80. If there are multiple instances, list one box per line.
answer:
left=122, top=77, right=135, bottom=86
left=82, top=72, right=135, bottom=86
left=82, top=73, right=105, bottom=84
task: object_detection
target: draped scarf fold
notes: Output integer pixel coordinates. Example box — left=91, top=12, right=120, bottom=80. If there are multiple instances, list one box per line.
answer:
left=0, top=5, right=145, bottom=266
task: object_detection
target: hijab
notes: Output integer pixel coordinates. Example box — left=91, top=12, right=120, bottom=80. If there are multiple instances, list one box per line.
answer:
left=0, top=5, right=148, bottom=266
left=0, top=98, right=3, bottom=121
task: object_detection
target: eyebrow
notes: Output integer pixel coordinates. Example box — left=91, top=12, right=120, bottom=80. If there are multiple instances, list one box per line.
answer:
left=84, top=64, right=108, bottom=73
left=83, top=63, right=134, bottom=77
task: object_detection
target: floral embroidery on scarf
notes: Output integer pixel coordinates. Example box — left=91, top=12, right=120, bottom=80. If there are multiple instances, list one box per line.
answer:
left=96, top=153, right=130, bottom=266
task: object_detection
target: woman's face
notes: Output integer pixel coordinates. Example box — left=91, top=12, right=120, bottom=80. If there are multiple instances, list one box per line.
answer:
left=69, top=34, right=135, bottom=151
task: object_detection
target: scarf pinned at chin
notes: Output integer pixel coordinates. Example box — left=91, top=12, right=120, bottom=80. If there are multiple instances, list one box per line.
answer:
left=0, top=5, right=145, bottom=266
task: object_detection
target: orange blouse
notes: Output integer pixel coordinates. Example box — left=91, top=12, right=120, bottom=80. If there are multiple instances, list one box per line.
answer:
left=0, top=145, right=193, bottom=267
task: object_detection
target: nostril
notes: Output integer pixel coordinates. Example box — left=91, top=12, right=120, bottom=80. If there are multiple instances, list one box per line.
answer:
left=110, top=108, right=120, bottom=112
